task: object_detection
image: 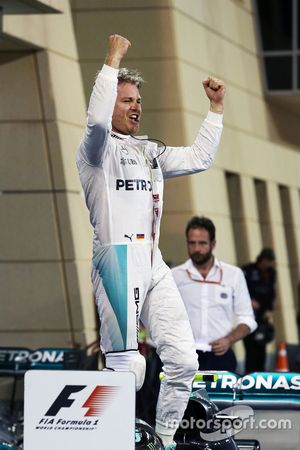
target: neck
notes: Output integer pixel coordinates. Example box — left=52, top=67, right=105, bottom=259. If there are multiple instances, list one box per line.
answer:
left=194, top=255, right=214, bottom=278
left=112, top=129, right=128, bottom=136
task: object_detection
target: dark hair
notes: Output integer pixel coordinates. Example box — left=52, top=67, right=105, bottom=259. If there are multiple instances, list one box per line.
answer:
left=185, top=216, right=216, bottom=241
left=256, top=248, right=275, bottom=263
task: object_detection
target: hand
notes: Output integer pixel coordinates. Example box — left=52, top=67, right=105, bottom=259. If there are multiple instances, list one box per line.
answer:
left=251, top=299, right=260, bottom=310
left=105, top=34, right=131, bottom=68
left=210, top=336, right=231, bottom=356
left=263, top=310, right=272, bottom=321
left=202, top=76, right=226, bottom=114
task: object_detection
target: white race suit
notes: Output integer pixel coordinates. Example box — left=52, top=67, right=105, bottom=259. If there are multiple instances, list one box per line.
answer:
left=76, top=64, right=223, bottom=435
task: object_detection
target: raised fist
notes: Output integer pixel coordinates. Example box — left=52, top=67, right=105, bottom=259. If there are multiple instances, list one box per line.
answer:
left=202, top=76, right=226, bottom=113
left=106, top=34, right=131, bottom=66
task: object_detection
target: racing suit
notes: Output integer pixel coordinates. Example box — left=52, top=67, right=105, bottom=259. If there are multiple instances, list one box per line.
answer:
left=76, top=64, right=223, bottom=435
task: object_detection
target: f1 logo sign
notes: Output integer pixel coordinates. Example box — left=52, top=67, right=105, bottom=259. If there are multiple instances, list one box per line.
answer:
left=45, top=385, right=86, bottom=416
left=45, top=385, right=119, bottom=417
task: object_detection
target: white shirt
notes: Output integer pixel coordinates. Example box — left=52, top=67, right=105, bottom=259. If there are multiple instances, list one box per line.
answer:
left=172, top=258, right=257, bottom=351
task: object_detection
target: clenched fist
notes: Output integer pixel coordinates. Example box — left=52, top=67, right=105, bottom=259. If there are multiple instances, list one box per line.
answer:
left=105, top=34, right=131, bottom=69
left=202, top=76, right=226, bottom=114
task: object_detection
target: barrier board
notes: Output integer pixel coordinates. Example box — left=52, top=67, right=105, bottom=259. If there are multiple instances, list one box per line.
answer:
left=24, top=370, right=135, bottom=450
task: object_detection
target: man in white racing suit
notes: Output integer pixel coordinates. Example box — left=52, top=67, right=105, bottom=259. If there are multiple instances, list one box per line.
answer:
left=76, top=34, right=226, bottom=448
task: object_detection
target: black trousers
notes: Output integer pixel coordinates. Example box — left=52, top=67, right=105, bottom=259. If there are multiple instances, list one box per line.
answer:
left=197, top=348, right=237, bottom=372
left=243, top=333, right=266, bottom=373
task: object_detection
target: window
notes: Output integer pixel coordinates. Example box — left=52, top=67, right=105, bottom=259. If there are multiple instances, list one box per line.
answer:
left=254, top=0, right=300, bottom=92
left=257, top=0, right=292, bottom=51
left=265, top=56, right=293, bottom=90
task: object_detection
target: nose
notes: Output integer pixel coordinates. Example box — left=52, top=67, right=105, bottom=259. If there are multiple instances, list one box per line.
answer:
left=190, top=241, right=206, bottom=253
left=131, top=101, right=141, bottom=112
left=194, top=245, right=202, bottom=253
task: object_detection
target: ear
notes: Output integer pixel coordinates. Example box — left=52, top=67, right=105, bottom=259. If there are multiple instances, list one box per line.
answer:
left=212, top=239, right=216, bottom=250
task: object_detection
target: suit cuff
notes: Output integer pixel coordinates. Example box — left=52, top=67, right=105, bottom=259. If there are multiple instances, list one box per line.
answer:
left=100, top=64, right=119, bottom=80
left=205, top=110, right=223, bottom=127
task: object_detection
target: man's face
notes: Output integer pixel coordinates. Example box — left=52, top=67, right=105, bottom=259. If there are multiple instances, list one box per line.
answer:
left=186, top=227, right=215, bottom=267
left=259, top=258, right=275, bottom=271
left=112, top=82, right=142, bottom=135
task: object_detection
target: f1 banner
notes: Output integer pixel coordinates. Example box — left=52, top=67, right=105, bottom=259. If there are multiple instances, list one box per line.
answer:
left=24, top=370, right=135, bottom=450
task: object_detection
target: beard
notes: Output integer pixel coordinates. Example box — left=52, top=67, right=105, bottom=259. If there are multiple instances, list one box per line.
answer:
left=190, top=251, right=213, bottom=267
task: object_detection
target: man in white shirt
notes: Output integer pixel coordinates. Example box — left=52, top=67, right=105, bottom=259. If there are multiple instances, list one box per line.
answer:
left=172, top=216, right=257, bottom=372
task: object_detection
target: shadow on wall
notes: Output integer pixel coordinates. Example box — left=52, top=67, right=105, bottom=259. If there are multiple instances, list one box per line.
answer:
left=0, top=51, right=36, bottom=65
left=266, top=97, right=300, bottom=148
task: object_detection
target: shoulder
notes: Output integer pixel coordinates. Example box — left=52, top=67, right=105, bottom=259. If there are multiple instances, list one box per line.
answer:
left=241, top=262, right=256, bottom=275
left=171, top=261, right=189, bottom=282
left=171, top=262, right=187, bottom=275
left=220, top=260, right=244, bottom=280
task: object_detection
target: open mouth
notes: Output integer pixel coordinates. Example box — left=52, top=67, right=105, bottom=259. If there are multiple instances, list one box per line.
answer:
left=129, top=114, right=139, bottom=123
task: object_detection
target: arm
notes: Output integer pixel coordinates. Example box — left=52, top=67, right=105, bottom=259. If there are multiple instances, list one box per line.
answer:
left=251, top=298, right=261, bottom=311
left=266, top=267, right=276, bottom=312
left=210, top=268, right=257, bottom=355
left=159, top=76, right=226, bottom=178
left=232, top=268, right=257, bottom=332
left=263, top=274, right=276, bottom=319
left=78, top=35, right=131, bottom=166
left=211, top=324, right=250, bottom=356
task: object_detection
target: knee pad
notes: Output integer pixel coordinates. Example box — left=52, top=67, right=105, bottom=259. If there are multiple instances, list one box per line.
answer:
left=105, top=350, right=146, bottom=391
left=177, top=350, right=199, bottom=375
left=162, top=354, right=198, bottom=383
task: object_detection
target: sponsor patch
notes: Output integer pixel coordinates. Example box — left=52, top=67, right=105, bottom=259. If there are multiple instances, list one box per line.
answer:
left=124, top=234, right=134, bottom=242
left=116, top=179, right=152, bottom=191
left=120, top=157, right=137, bottom=166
